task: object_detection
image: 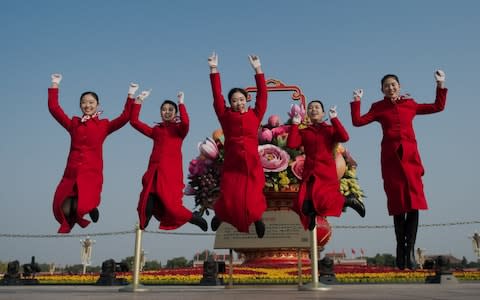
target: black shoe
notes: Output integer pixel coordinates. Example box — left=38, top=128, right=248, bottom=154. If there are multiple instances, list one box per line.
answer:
left=344, top=195, right=366, bottom=218
left=189, top=212, right=208, bottom=232
left=89, top=208, right=99, bottom=223
left=211, top=216, right=221, bottom=231
left=254, top=220, right=265, bottom=238
left=308, top=214, right=317, bottom=231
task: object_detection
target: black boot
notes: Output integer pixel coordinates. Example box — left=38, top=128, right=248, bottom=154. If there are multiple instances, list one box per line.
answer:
left=301, top=200, right=317, bottom=231
left=144, top=194, right=156, bottom=229
left=89, top=208, right=99, bottom=223
left=189, top=212, right=208, bottom=232
left=405, top=211, right=419, bottom=270
left=344, top=194, right=366, bottom=217
left=394, top=215, right=406, bottom=270
left=302, top=199, right=315, bottom=216
left=254, top=220, right=265, bottom=238
left=211, top=216, right=221, bottom=231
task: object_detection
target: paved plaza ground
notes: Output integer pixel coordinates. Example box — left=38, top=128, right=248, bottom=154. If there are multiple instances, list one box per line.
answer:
left=1, top=283, right=480, bottom=300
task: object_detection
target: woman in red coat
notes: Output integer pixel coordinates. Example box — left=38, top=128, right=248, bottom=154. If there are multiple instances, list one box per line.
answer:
left=130, top=91, right=207, bottom=231
left=350, top=70, right=447, bottom=269
left=208, top=52, right=267, bottom=238
left=48, top=74, right=134, bottom=234
left=287, top=101, right=365, bottom=231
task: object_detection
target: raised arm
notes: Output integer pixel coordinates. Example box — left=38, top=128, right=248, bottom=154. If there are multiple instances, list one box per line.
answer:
left=329, top=106, right=349, bottom=143
left=177, top=91, right=189, bottom=138
left=249, top=55, right=267, bottom=120
left=48, top=73, right=72, bottom=130
left=416, top=69, right=448, bottom=115
left=129, top=89, right=153, bottom=138
left=350, top=89, right=377, bottom=127
left=208, top=52, right=226, bottom=116
left=107, top=83, right=140, bottom=134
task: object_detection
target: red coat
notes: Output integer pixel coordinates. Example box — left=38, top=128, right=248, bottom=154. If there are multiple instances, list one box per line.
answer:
left=287, top=118, right=349, bottom=229
left=130, top=103, right=193, bottom=230
left=48, top=88, right=133, bottom=233
left=350, top=87, right=447, bottom=215
left=210, top=73, right=267, bottom=233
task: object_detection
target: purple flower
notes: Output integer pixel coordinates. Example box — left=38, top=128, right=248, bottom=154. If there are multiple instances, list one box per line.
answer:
left=258, top=144, right=290, bottom=172
left=188, top=157, right=211, bottom=176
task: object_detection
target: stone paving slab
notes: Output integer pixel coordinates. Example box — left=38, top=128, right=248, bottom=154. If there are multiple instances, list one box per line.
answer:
left=0, top=283, right=480, bottom=300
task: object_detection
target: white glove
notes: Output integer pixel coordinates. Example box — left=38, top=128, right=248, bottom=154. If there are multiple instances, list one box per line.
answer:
left=353, top=89, right=364, bottom=100
left=177, top=91, right=184, bottom=104
left=208, top=52, right=218, bottom=68
left=434, top=69, right=445, bottom=82
left=329, top=105, right=338, bottom=119
left=248, top=55, right=261, bottom=69
left=292, top=113, right=302, bottom=125
left=136, top=89, right=152, bottom=102
left=128, top=82, right=139, bottom=95
left=51, top=73, right=63, bottom=85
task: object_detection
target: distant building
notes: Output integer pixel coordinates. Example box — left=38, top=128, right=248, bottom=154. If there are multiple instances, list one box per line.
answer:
left=324, top=252, right=367, bottom=266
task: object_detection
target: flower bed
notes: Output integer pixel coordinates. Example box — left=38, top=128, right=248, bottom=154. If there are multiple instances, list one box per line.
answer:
left=22, top=267, right=480, bottom=285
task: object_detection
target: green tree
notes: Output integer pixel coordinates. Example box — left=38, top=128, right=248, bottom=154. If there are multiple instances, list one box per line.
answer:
left=165, top=257, right=191, bottom=269
left=120, top=256, right=135, bottom=270
left=143, top=260, right=162, bottom=271
left=64, top=264, right=84, bottom=274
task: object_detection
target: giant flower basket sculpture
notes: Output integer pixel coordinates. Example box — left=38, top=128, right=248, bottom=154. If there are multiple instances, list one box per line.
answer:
left=185, top=78, right=365, bottom=217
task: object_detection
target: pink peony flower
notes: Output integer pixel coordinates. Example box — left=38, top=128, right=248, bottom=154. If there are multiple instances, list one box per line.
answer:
left=288, top=103, right=306, bottom=119
left=290, top=155, right=305, bottom=180
left=271, top=125, right=290, bottom=137
left=198, top=137, right=219, bottom=160
left=258, top=128, right=273, bottom=143
left=268, top=115, right=281, bottom=128
left=258, top=144, right=290, bottom=172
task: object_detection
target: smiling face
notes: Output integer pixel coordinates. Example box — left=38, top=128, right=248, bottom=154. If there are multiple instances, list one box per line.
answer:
left=307, top=101, right=325, bottom=124
left=381, top=75, right=401, bottom=99
left=229, top=91, right=247, bottom=113
left=161, top=102, right=177, bottom=122
left=80, top=93, right=99, bottom=116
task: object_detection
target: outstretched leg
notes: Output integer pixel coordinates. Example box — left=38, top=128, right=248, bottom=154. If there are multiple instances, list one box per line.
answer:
left=393, top=214, right=406, bottom=270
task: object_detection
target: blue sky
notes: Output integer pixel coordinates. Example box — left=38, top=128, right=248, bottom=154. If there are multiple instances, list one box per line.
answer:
left=1, top=0, right=479, bottom=266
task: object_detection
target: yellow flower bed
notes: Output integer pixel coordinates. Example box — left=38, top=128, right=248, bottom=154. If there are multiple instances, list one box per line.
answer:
left=26, top=268, right=480, bottom=285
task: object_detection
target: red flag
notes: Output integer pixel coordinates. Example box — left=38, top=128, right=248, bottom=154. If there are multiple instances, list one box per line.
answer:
left=360, top=248, right=365, bottom=256
left=351, top=248, right=356, bottom=255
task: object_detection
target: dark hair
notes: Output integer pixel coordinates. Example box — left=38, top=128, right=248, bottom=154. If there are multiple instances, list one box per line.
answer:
left=80, top=91, right=99, bottom=104
left=161, top=100, right=178, bottom=114
left=381, top=74, right=400, bottom=88
left=308, top=100, right=325, bottom=112
left=227, top=88, right=248, bottom=104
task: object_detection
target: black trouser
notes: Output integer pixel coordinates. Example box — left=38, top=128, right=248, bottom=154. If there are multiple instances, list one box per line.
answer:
left=393, top=210, right=418, bottom=270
